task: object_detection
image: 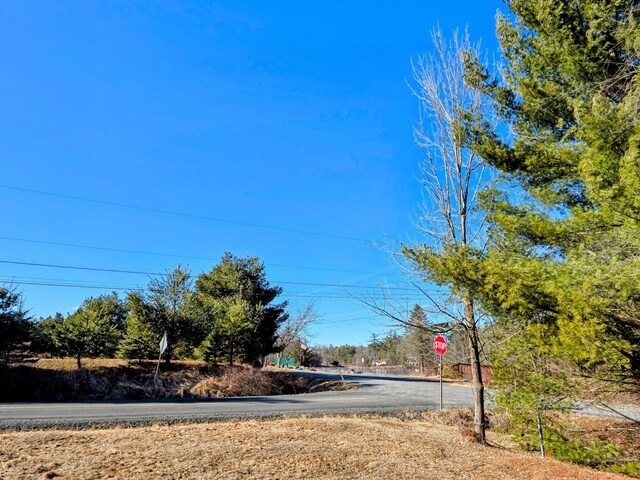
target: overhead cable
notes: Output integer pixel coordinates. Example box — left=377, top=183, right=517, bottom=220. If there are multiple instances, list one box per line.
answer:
left=0, top=236, right=402, bottom=276
left=0, top=259, right=441, bottom=292
left=0, top=184, right=364, bottom=242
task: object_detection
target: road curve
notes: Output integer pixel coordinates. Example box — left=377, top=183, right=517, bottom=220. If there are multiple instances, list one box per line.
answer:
left=2, top=372, right=637, bottom=429
left=0, top=373, right=474, bottom=429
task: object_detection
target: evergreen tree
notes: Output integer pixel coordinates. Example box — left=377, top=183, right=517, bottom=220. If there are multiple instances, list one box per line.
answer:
left=143, top=265, right=203, bottom=364
left=405, top=305, right=432, bottom=373
left=463, top=0, right=640, bottom=386
left=52, top=293, right=126, bottom=369
left=31, top=313, right=64, bottom=357
left=0, top=285, right=30, bottom=359
left=367, top=333, right=382, bottom=365
left=492, top=322, right=577, bottom=457
left=200, top=328, right=224, bottom=364
left=381, top=330, right=403, bottom=365
left=118, top=292, right=158, bottom=362
left=298, top=342, right=316, bottom=367
left=195, top=253, right=288, bottom=366
left=335, top=345, right=356, bottom=366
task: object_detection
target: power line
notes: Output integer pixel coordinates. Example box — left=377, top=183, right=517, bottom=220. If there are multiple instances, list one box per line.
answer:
left=315, top=316, right=377, bottom=325
left=0, top=259, right=443, bottom=293
left=3, top=278, right=442, bottom=300
left=0, top=274, right=137, bottom=289
left=0, top=236, right=402, bottom=276
left=3, top=280, right=141, bottom=291
left=0, top=184, right=365, bottom=242
left=285, top=293, right=438, bottom=300
left=0, top=260, right=156, bottom=276
left=279, top=280, right=439, bottom=292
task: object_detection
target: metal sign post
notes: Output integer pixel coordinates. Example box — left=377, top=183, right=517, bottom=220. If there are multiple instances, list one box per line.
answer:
left=433, top=335, right=447, bottom=410
left=154, top=332, right=168, bottom=386
left=439, top=354, right=443, bottom=409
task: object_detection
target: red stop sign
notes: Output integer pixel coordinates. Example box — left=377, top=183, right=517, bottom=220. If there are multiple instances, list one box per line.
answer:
left=433, top=335, right=447, bottom=356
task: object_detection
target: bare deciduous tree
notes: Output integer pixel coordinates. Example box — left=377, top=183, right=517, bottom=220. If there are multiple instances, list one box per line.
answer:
left=363, top=28, right=495, bottom=442
left=275, top=302, right=319, bottom=365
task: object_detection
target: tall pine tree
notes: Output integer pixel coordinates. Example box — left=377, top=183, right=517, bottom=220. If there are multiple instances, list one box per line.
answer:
left=195, top=253, right=287, bottom=366
left=464, top=0, right=640, bottom=387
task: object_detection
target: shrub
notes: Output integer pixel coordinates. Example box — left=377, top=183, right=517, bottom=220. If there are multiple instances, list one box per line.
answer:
left=190, top=366, right=274, bottom=397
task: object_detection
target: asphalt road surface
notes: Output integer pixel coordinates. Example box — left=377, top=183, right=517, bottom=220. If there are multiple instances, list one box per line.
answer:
left=0, top=372, right=474, bottom=429
left=1, top=371, right=637, bottom=429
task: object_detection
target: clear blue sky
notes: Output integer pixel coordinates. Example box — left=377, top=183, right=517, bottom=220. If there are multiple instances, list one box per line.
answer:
left=0, top=0, right=502, bottom=345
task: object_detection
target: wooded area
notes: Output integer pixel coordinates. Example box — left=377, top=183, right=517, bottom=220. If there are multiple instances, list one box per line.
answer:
left=1, top=253, right=294, bottom=369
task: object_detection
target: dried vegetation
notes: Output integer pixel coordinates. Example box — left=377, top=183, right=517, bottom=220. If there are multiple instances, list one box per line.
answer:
left=0, top=411, right=629, bottom=480
left=0, top=359, right=351, bottom=401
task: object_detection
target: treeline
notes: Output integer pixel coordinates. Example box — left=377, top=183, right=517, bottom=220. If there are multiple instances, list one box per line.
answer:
left=316, top=305, right=475, bottom=370
left=1, top=253, right=289, bottom=368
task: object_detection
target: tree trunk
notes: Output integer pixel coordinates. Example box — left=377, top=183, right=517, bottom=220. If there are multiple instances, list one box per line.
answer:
left=229, top=345, right=234, bottom=367
left=463, top=294, right=485, bottom=442
left=76, top=354, right=82, bottom=370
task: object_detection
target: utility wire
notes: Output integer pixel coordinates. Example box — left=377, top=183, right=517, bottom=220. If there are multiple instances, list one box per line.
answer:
left=4, top=278, right=441, bottom=300
left=315, top=316, right=377, bottom=325
left=0, top=236, right=402, bottom=276
left=0, top=259, right=442, bottom=293
left=0, top=274, right=132, bottom=288
left=4, top=280, right=142, bottom=291
left=0, top=184, right=365, bottom=242
left=0, top=260, right=156, bottom=276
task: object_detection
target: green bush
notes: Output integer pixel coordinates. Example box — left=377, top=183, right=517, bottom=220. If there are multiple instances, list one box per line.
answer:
left=610, top=461, right=640, bottom=477
left=496, top=412, right=633, bottom=475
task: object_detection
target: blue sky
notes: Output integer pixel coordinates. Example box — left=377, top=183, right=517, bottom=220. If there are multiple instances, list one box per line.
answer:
left=0, top=0, right=502, bottom=345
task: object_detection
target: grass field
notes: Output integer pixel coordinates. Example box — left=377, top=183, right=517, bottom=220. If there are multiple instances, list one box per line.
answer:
left=0, top=412, right=630, bottom=480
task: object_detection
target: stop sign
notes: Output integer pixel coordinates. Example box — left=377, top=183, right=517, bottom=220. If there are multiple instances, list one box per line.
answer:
left=433, top=335, right=447, bottom=356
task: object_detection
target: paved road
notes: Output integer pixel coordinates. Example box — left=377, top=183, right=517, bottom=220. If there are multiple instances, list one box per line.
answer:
left=1, top=372, right=637, bottom=429
left=0, top=373, right=474, bottom=429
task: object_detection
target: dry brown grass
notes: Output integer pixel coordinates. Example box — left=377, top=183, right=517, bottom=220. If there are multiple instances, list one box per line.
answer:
left=31, top=358, right=136, bottom=370
left=0, top=413, right=627, bottom=480
left=190, top=367, right=275, bottom=397
left=0, top=359, right=354, bottom=401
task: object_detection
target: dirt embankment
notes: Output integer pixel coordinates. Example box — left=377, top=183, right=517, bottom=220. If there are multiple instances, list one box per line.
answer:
left=0, top=359, right=353, bottom=402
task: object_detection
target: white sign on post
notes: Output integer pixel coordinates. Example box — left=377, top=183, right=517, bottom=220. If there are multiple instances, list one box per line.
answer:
left=154, top=332, right=168, bottom=385
left=159, top=332, right=168, bottom=356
